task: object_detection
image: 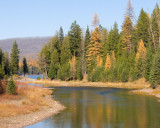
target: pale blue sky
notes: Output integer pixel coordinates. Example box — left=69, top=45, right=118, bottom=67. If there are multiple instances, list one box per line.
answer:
left=0, top=0, right=159, bottom=39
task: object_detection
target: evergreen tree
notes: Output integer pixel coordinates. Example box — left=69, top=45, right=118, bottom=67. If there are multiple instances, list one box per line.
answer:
left=4, top=52, right=10, bottom=75
left=84, top=26, right=91, bottom=73
left=84, top=26, right=91, bottom=56
left=149, top=48, right=160, bottom=88
left=68, top=21, right=82, bottom=56
left=137, top=9, right=150, bottom=47
left=7, top=77, right=16, bottom=94
left=48, top=49, right=59, bottom=79
left=49, top=34, right=60, bottom=54
left=48, top=62, right=57, bottom=80
left=69, top=56, right=77, bottom=80
left=57, top=62, right=71, bottom=81
left=101, top=28, right=108, bottom=57
left=122, top=0, right=134, bottom=53
left=22, top=57, right=28, bottom=76
left=0, top=49, right=5, bottom=78
left=122, top=17, right=133, bottom=52
left=151, top=4, right=160, bottom=49
left=121, top=67, right=129, bottom=82
left=39, top=44, right=51, bottom=78
left=60, top=37, right=72, bottom=64
left=58, top=26, right=64, bottom=49
left=144, top=43, right=153, bottom=81
left=107, top=22, right=120, bottom=54
left=11, top=41, right=20, bottom=74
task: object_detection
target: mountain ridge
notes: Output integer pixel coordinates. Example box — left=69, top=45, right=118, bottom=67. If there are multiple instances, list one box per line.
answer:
left=0, top=36, right=52, bottom=60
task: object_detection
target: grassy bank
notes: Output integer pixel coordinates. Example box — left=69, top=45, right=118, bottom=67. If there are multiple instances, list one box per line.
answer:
left=132, top=88, right=160, bottom=100
left=0, top=81, right=65, bottom=128
left=26, top=78, right=150, bottom=89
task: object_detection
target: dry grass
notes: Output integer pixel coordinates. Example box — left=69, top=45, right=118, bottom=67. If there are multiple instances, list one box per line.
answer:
left=27, top=77, right=150, bottom=89
left=0, top=81, right=53, bottom=117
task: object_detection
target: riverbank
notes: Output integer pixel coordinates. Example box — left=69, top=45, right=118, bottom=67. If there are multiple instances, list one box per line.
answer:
left=26, top=78, right=150, bottom=89
left=132, top=88, right=160, bottom=101
left=0, top=81, right=65, bottom=128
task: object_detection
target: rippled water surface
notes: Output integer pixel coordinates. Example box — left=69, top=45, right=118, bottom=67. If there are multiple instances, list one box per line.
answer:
left=26, top=86, right=160, bottom=128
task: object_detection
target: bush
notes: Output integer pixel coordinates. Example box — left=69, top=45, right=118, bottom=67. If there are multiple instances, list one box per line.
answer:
left=37, top=76, right=41, bottom=80
left=6, top=77, right=16, bottom=94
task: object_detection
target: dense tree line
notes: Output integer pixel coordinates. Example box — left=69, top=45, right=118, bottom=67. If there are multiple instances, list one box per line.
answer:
left=39, top=1, right=160, bottom=88
left=0, top=41, right=30, bottom=78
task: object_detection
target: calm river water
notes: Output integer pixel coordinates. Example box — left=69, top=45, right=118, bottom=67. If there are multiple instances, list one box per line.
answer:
left=25, top=84, right=160, bottom=128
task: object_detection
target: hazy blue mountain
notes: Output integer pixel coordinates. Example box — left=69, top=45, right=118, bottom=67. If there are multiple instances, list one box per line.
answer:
left=0, top=37, right=51, bottom=59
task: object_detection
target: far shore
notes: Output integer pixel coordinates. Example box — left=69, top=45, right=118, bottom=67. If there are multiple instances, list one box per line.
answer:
left=24, top=77, right=150, bottom=89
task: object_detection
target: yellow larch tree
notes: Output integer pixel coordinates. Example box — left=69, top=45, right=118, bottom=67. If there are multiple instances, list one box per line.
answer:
left=136, top=40, right=146, bottom=62
left=122, top=0, right=134, bottom=52
left=111, top=51, right=116, bottom=66
left=91, top=13, right=100, bottom=28
left=105, top=53, right=111, bottom=69
left=97, top=55, right=103, bottom=67
left=87, top=27, right=101, bottom=67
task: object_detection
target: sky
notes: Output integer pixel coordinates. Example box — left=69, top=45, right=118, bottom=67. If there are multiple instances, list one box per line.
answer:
left=0, top=0, right=160, bottom=39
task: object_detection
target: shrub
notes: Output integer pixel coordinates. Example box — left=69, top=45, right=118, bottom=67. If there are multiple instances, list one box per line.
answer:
left=6, top=77, right=16, bottom=94
left=37, top=76, right=41, bottom=80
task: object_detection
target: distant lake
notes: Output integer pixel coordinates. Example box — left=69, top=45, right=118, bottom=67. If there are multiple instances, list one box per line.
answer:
left=26, top=86, right=160, bottom=128
left=25, top=75, right=43, bottom=80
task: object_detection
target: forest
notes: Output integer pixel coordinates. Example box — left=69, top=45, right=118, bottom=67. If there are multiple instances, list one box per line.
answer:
left=38, top=1, right=160, bottom=88
left=0, top=1, right=159, bottom=89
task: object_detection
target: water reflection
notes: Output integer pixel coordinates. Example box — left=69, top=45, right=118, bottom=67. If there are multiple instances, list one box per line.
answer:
left=26, top=87, right=160, bottom=128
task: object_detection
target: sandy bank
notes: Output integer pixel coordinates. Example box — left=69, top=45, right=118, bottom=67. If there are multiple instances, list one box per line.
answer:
left=0, top=96, right=65, bottom=128
left=132, top=88, right=160, bottom=101
left=0, top=81, right=65, bottom=128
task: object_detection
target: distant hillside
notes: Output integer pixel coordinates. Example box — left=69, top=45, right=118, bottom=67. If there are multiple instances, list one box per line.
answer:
left=0, top=37, right=51, bottom=60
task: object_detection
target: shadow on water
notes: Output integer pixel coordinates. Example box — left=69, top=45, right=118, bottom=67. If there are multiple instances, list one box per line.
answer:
left=25, top=85, right=160, bottom=128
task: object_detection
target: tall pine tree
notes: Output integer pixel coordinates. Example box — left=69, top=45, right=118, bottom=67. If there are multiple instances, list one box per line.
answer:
left=11, top=41, right=20, bottom=74
left=22, top=57, right=28, bottom=76
left=68, top=21, right=82, bottom=57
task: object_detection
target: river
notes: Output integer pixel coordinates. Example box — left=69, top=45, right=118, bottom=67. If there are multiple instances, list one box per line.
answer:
left=25, top=75, right=160, bottom=128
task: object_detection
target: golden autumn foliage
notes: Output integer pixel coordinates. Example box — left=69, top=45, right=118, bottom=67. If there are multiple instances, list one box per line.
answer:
left=111, top=51, right=116, bottom=66
left=122, top=0, right=134, bottom=52
left=69, top=56, right=76, bottom=80
left=105, top=53, right=111, bottom=69
left=122, top=17, right=133, bottom=52
left=87, top=27, right=101, bottom=66
left=87, top=27, right=101, bottom=63
left=97, top=55, right=103, bottom=67
left=91, top=13, right=100, bottom=28
left=136, top=40, right=146, bottom=62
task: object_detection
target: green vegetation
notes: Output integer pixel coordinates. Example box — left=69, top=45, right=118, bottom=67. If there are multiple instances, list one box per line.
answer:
left=38, top=1, right=160, bottom=88
left=11, top=41, right=20, bottom=74
left=22, top=57, right=28, bottom=76
left=6, top=77, right=16, bottom=94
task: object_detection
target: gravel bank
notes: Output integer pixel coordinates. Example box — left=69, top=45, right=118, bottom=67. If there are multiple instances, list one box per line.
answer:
left=132, top=88, right=160, bottom=101
left=0, top=96, right=65, bottom=128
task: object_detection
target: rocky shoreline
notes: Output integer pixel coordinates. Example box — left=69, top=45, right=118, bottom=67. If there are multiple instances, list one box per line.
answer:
left=0, top=96, right=65, bottom=128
